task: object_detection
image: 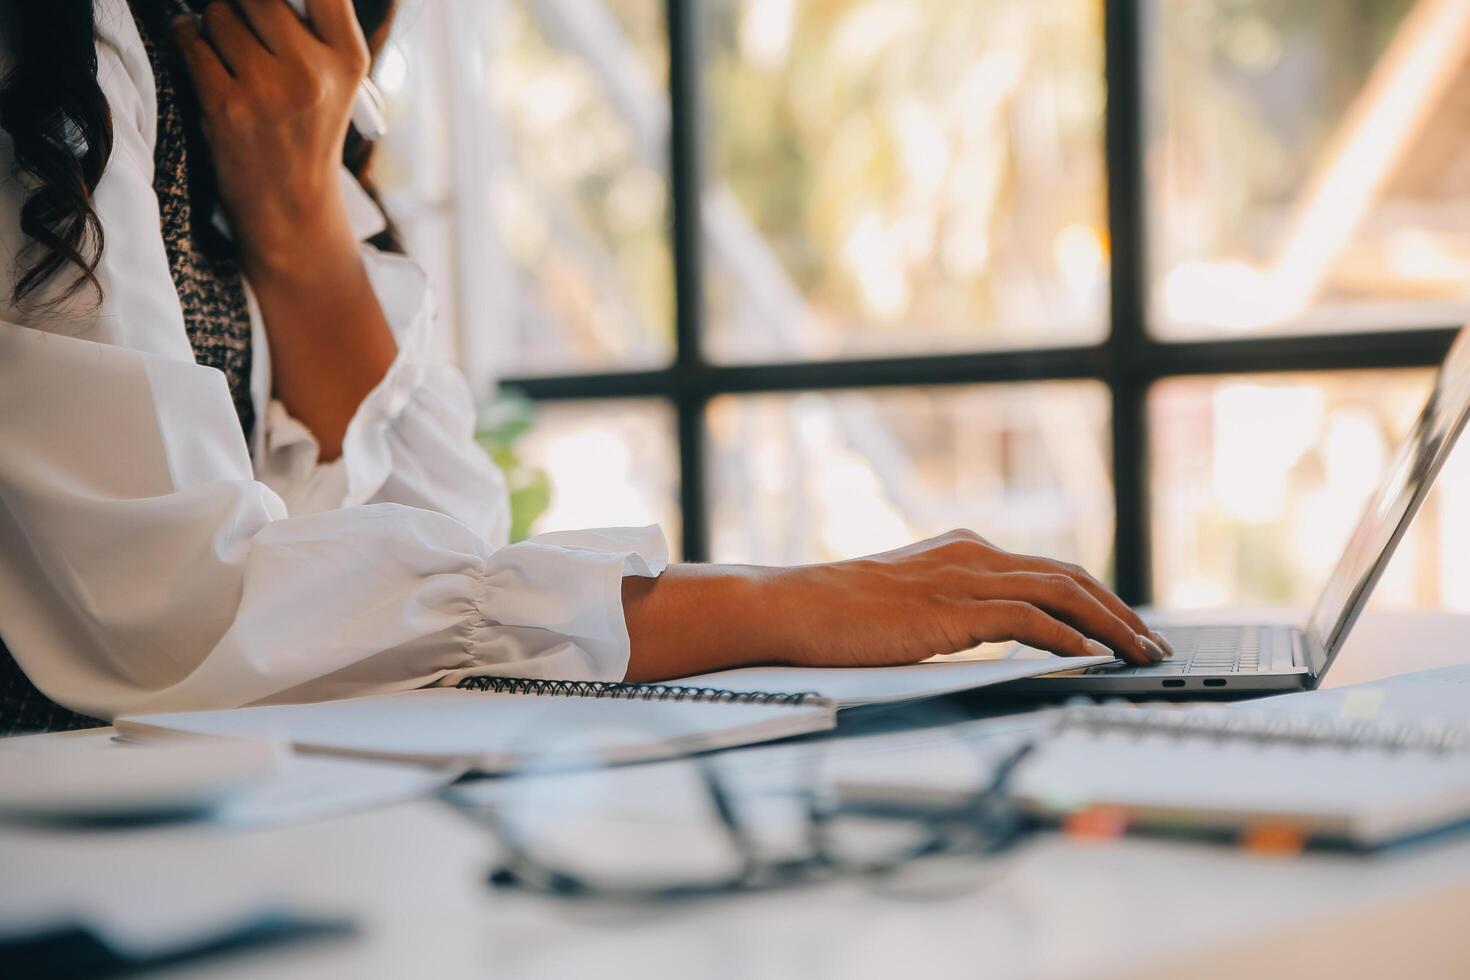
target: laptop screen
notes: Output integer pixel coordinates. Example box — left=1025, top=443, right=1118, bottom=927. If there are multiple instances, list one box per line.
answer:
left=1306, top=325, right=1470, bottom=675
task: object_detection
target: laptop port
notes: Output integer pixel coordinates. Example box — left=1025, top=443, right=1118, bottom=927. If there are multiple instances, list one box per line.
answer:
left=1203, top=678, right=1226, bottom=687
left=1162, top=679, right=1185, bottom=688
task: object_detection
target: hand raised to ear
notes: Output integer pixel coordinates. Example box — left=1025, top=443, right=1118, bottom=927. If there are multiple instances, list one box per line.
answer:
left=170, top=0, right=369, bottom=274
left=172, top=1, right=398, bottom=464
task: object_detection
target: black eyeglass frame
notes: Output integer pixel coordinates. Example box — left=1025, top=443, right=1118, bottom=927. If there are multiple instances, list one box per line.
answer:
left=440, top=740, right=1038, bottom=904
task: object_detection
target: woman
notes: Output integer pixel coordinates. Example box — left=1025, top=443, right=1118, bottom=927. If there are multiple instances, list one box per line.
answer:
left=0, top=0, right=1169, bottom=734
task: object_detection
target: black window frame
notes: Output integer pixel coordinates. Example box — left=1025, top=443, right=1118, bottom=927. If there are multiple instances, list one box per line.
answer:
left=501, top=0, right=1459, bottom=603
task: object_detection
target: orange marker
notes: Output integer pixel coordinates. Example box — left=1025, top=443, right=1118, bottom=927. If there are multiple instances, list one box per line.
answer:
left=1064, top=806, right=1130, bottom=839
left=1241, top=824, right=1307, bottom=856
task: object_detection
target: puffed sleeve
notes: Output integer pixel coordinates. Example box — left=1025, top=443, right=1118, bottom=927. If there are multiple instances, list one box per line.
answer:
left=252, top=237, right=512, bottom=543
left=0, top=2, right=668, bottom=720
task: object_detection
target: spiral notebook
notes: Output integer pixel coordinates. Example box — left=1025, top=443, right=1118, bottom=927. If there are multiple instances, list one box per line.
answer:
left=116, top=680, right=838, bottom=774
left=117, top=651, right=1101, bottom=773
left=826, top=701, right=1470, bottom=846
left=1006, top=705, right=1470, bottom=846
left=670, top=649, right=1114, bottom=708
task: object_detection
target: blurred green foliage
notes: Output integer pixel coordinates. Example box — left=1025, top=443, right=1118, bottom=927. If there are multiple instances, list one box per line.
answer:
left=476, top=394, right=551, bottom=542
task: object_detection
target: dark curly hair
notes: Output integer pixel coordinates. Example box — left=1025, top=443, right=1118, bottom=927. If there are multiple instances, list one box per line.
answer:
left=0, top=0, right=399, bottom=311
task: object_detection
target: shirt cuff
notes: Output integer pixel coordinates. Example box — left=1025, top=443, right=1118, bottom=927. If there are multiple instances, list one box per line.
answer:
left=335, top=246, right=434, bottom=507
left=258, top=401, right=350, bottom=513
left=441, top=525, right=670, bottom=686
left=256, top=245, right=436, bottom=515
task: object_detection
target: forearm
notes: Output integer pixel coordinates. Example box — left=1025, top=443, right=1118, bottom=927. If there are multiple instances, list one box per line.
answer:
left=621, top=564, right=800, bottom=682
left=245, top=222, right=397, bottom=461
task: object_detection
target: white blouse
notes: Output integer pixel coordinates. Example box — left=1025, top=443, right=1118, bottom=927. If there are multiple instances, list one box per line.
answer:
left=0, top=2, right=666, bottom=721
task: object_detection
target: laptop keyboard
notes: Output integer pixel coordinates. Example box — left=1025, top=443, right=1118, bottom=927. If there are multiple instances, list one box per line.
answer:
left=1089, top=626, right=1263, bottom=675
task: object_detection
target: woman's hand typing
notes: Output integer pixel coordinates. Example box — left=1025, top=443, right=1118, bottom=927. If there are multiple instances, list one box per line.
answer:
left=621, top=531, right=1170, bottom=682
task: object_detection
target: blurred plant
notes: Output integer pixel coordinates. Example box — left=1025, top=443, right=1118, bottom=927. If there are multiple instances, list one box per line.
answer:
left=477, top=393, right=552, bottom=542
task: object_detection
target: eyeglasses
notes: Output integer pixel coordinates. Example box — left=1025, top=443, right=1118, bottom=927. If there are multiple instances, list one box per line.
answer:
left=439, top=708, right=1040, bottom=904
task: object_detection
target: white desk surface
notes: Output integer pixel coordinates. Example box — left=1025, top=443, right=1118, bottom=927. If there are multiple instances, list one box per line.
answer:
left=5, top=611, right=1470, bottom=980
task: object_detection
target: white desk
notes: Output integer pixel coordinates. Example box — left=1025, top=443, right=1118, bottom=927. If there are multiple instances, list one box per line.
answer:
left=4, top=611, right=1470, bottom=980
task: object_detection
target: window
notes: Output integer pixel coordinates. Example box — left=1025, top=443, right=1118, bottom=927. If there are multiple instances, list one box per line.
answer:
left=377, top=0, right=1467, bottom=611
left=1151, top=0, right=1470, bottom=338
left=708, top=383, right=1112, bottom=567
left=511, top=398, right=682, bottom=554
left=1150, top=370, right=1433, bottom=608
left=703, top=0, right=1108, bottom=361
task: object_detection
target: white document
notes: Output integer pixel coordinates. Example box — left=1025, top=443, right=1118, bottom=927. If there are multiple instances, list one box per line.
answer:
left=1255, top=663, right=1470, bottom=726
left=215, top=753, right=459, bottom=829
left=0, top=732, right=282, bottom=820
left=676, top=649, right=1113, bottom=708
left=0, top=729, right=455, bottom=828
left=118, top=688, right=837, bottom=773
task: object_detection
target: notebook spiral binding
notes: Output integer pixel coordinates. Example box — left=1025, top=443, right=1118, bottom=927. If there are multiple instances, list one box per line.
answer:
left=457, top=675, right=820, bottom=706
left=1055, top=705, right=1470, bottom=755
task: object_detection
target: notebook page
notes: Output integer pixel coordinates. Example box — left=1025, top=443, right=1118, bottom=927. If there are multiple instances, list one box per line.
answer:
left=1010, top=732, right=1470, bottom=845
left=117, top=689, right=836, bottom=772
left=675, top=652, right=1113, bottom=708
left=1255, top=663, right=1470, bottom=726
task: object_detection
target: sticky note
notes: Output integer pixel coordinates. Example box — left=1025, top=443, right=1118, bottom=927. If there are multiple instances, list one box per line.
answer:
left=1340, top=689, right=1386, bottom=720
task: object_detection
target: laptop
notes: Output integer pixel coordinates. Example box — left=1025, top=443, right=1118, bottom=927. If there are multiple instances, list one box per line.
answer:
left=1011, top=324, right=1470, bottom=697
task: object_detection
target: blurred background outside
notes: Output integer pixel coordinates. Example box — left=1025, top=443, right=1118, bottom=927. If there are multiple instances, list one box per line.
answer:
left=371, top=0, right=1470, bottom=614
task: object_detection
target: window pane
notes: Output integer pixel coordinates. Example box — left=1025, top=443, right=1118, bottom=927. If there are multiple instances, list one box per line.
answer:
left=708, top=384, right=1113, bottom=576
left=703, top=1, right=1107, bottom=363
left=1150, top=370, right=1470, bottom=613
left=377, top=1, right=674, bottom=379
left=1151, top=1, right=1470, bottom=339
left=496, top=399, right=682, bottom=557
